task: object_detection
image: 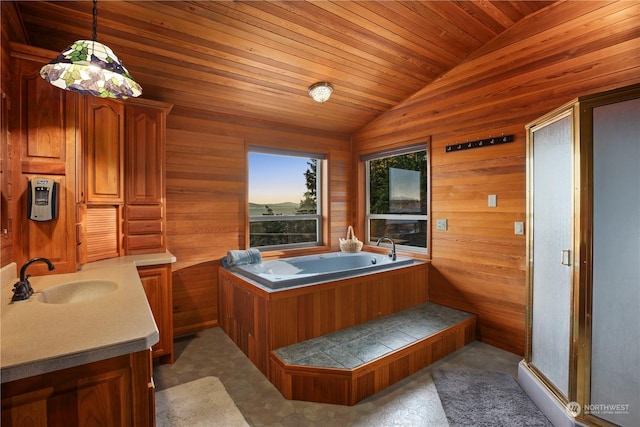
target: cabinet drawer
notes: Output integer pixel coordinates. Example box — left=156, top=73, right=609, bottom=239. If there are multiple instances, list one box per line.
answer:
left=128, top=220, right=163, bottom=235
left=126, top=204, right=162, bottom=220
left=126, top=234, right=163, bottom=251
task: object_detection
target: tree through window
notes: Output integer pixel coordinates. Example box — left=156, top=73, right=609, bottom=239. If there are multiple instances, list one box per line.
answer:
left=365, top=145, right=429, bottom=253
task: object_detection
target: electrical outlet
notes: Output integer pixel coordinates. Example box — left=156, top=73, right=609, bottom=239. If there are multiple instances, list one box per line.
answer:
left=488, top=194, right=497, bottom=207
left=436, top=219, right=448, bottom=231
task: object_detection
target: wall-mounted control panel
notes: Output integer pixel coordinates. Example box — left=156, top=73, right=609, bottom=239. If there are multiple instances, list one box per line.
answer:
left=28, top=177, right=59, bottom=222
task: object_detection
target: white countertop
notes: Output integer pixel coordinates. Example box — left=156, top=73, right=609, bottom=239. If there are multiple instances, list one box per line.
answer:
left=1, top=252, right=176, bottom=383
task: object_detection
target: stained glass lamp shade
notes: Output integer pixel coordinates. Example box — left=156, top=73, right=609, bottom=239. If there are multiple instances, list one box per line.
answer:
left=40, top=39, right=142, bottom=99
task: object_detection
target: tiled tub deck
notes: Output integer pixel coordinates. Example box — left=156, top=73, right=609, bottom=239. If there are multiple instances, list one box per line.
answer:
left=269, top=302, right=477, bottom=405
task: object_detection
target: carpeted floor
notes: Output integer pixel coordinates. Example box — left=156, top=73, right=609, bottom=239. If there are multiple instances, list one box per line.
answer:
left=432, top=368, right=553, bottom=427
left=155, top=376, right=250, bottom=427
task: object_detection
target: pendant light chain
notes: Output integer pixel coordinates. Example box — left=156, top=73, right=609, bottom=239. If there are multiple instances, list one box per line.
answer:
left=92, top=0, right=98, bottom=42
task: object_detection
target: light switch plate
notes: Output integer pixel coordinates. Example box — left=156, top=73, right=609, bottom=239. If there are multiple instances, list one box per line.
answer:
left=488, top=194, right=497, bottom=207
left=436, top=218, right=448, bottom=231
left=514, top=221, right=524, bottom=235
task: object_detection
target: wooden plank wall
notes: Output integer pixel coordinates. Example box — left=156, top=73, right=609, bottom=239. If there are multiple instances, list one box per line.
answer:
left=352, top=1, right=640, bottom=355
left=165, top=108, right=351, bottom=336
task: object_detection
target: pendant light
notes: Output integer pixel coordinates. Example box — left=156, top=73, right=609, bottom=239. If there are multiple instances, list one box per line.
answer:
left=40, top=0, right=142, bottom=99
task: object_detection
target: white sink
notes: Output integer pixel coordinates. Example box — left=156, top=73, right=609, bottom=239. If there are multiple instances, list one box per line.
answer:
left=37, top=280, right=118, bottom=304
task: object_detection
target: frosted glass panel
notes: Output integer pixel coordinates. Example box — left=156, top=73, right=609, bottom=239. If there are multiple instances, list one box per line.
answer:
left=591, top=98, right=640, bottom=426
left=530, top=114, right=573, bottom=397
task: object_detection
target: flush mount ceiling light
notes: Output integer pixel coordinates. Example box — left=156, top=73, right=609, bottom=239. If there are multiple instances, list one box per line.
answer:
left=308, top=82, right=333, bottom=103
left=40, top=0, right=142, bottom=99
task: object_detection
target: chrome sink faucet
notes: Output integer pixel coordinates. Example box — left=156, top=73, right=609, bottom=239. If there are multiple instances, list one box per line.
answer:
left=11, top=257, right=55, bottom=302
left=376, top=237, right=396, bottom=261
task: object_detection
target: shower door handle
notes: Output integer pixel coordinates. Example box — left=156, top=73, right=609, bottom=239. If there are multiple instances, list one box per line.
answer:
left=561, top=249, right=571, bottom=266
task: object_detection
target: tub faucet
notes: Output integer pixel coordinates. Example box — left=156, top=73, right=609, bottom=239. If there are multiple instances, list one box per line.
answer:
left=12, top=257, right=55, bottom=302
left=376, top=237, right=396, bottom=261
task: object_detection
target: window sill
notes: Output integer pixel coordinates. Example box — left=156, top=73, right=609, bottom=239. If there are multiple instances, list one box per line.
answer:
left=259, top=245, right=332, bottom=261
left=364, top=245, right=430, bottom=262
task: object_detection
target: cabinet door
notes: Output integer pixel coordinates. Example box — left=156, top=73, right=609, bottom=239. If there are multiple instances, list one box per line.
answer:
left=85, top=97, right=124, bottom=204
left=126, top=105, right=165, bottom=204
left=138, top=265, right=174, bottom=364
left=528, top=109, right=574, bottom=398
left=1, top=350, right=153, bottom=427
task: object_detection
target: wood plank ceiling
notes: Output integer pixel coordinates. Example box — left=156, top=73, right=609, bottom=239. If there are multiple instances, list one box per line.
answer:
left=14, top=0, right=555, bottom=135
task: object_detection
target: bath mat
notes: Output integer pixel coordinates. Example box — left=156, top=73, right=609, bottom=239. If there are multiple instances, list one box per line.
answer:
left=155, top=376, right=249, bottom=427
left=432, top=368, right=553, bottom=426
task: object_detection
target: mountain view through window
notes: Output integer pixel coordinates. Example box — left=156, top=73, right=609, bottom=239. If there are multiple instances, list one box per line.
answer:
left=248, top=151, right=321, bottom=248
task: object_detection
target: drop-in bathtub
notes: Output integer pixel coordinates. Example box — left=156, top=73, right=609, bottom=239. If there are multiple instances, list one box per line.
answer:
left=229, top=251, right=415, bottom=289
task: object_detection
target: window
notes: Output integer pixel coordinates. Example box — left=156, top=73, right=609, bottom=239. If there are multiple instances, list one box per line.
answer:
left=365, top=144, right=429, bottom=253
left=248, top=148, right=324, bottom=250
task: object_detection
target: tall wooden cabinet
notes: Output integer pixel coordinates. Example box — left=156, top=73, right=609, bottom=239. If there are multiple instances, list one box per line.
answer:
left=8, top=44, right=172, bottom=271
left=9, top=43, right=78, bottom=275
left=80, top=97, right=172, bottom=262
left=124, top=99, right=172, bottom=255
left=523, top=84, right=640, bottom=427
left=79, top=94, right=174, bottom=364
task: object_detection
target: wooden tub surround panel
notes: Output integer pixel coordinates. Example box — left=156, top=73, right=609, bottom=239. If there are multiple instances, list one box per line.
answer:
left=219, top=262, right=430, bottom=375
left=268, top=262, right=431, bottom=351
left=219, top=262, right=477, bottom=404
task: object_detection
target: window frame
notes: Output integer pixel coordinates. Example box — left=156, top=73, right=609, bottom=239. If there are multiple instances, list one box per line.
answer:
left=363, top=142, right=430, bottom=256
left=248, top=146, right=325, bottom=251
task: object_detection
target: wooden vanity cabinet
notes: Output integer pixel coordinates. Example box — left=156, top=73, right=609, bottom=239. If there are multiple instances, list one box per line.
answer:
left=138, top=264, right=174, bottom=364
left=1, top=350, right=155, bottom=427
